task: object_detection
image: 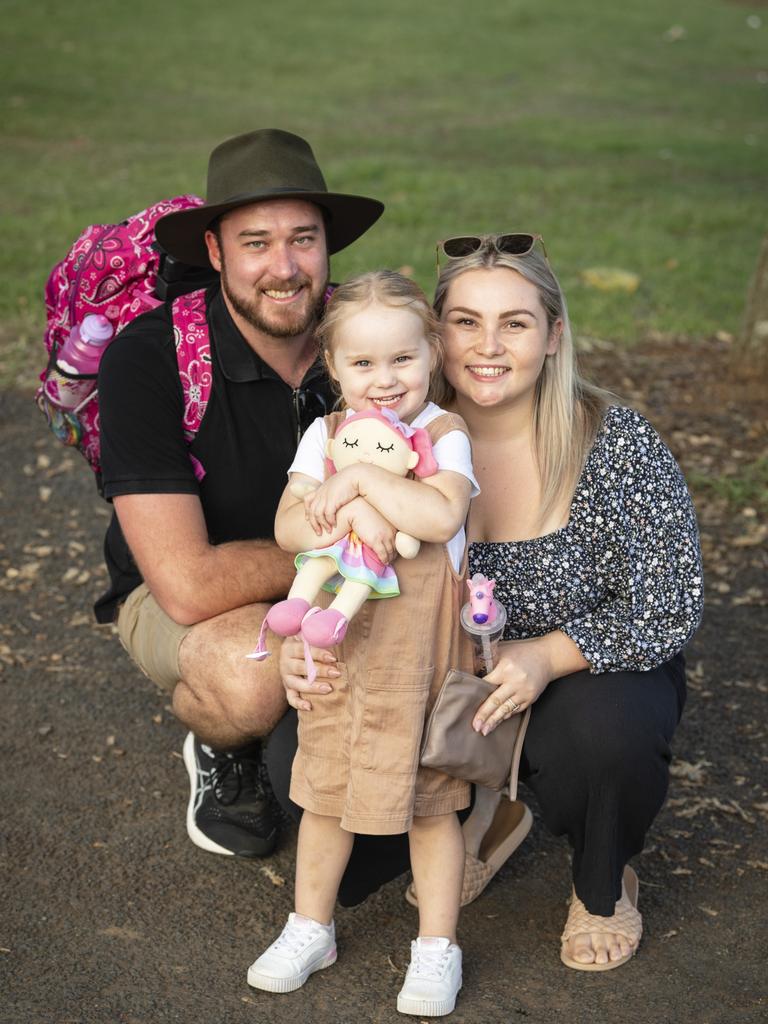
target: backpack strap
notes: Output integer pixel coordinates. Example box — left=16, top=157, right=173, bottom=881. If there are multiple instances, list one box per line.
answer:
left=171, top=288, right=212, bottom=482
left=170, top=286, right=336, bottom=483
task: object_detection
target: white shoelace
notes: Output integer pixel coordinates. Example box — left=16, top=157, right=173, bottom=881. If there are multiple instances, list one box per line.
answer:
left=272, top=919, right=323, bottom=956
left=409, top=947, right=451, bottom=979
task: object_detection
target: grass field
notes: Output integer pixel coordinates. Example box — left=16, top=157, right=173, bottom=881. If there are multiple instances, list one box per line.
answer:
left=2, top=0, right=766, bottom=386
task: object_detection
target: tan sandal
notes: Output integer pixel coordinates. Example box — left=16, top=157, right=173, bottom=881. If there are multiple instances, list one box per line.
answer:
left=560, top=865, right=642, bottom=972
left=406, top=800, right=532, bottom=908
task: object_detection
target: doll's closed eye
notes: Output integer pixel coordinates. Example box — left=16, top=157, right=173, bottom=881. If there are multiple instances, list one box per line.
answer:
left=342, top=437, right=359, bottom=448
left=376, top=442, right=395, bottom=453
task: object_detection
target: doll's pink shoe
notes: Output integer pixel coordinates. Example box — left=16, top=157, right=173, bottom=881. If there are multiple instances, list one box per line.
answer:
left=299, top=607, right=349, bottom=686
left=300, top=607, right=349, bottom=648
left=268, top=598, right=312, bottom=636
left=245, top=598, right=311, bottom=660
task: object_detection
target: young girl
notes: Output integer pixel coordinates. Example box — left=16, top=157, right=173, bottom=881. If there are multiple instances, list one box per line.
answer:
left=247, top=271, right=479, bottom=1017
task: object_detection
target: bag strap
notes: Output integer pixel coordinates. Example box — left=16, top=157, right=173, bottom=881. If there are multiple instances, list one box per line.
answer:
left=169, top=285, right=333, bottom=483
left=171, top=288, right=212, bottom=481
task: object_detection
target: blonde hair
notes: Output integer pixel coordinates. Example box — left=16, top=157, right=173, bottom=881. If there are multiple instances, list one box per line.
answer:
left=433, top=242, right=614, bottom=523
left=316, top=270, right=443, bottom=403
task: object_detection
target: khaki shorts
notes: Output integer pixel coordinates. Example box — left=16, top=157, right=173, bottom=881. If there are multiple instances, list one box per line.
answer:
left=116, top=584, right=191, bottom=694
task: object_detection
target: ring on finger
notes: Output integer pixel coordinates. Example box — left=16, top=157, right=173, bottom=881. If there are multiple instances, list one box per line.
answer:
left=502, top=697, right=521, bottom=715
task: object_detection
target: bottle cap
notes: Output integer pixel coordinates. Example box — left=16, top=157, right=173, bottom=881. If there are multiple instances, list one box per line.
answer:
left=79, top=314, right=114, bottom=345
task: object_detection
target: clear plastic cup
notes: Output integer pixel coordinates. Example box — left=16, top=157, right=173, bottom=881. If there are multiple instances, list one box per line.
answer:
left=460, top=600, right=507, bottom=677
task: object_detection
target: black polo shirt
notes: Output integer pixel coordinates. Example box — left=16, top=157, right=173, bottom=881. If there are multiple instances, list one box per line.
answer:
left=94, top=284, right=334, bottom=622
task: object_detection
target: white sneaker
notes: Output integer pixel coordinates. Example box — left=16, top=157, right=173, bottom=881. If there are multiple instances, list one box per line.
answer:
left=247, top=913, right=337, bottom=993
left=397, top=936, right=462, bottom=1017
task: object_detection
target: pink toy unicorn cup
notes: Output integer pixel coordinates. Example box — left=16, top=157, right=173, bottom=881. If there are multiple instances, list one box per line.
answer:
left=467, top=574, right=497, bottom=625
left=460, top=573, right=507, bottom=676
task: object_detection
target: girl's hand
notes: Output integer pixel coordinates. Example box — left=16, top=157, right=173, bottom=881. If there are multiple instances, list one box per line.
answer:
left=279, top=636, right=341, bottom=712
left=472, top=637, right=553, bottom=735
left=304, top=466, right=364, bottom=535
left=346, top=498, right=397, bottom=564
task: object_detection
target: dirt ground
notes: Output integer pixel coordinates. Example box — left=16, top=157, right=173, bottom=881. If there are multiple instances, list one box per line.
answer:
left=1, top=335, right=766, bottom=1024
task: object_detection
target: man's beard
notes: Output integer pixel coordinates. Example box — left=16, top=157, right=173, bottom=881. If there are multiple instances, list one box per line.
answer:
left=220, top=258, right=328, bottom=339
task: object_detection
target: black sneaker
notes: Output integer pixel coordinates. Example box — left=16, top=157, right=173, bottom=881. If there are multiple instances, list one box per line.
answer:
left=182, top=732, right=277, bottom=857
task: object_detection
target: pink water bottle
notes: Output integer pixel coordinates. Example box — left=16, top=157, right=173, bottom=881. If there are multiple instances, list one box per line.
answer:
left=45, top=314, right=114, bottom=410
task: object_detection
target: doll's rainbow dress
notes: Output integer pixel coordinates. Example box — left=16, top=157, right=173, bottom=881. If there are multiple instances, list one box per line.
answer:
left=295, top=530, right=400, bottom=598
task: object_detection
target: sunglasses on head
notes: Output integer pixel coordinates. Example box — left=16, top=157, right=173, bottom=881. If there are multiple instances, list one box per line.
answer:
left=435, top=233, right=547, bottom=274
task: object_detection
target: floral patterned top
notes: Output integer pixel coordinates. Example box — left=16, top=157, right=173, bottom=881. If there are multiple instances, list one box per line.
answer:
left=468, top=406, right=703, bottom=674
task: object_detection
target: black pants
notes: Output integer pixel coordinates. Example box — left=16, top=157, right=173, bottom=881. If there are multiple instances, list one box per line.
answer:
left=264, top=655, right=686, bottom=914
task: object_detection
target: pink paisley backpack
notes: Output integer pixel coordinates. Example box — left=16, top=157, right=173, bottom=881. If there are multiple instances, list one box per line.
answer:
left=37, top=196, right=217, bottom=490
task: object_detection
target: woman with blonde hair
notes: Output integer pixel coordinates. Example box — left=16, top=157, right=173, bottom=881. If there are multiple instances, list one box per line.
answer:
left=276, top=234, right=702, bottom=975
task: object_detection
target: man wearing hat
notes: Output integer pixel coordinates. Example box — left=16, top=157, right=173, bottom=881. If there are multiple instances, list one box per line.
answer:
left=95, top=129, right=384, bottom=859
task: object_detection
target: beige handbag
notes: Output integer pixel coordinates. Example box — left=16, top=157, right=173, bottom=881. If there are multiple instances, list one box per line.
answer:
left=420, top=669, right=531, bottom=795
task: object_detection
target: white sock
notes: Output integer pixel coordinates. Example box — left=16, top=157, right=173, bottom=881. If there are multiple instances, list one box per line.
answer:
left=292, top=912, right=333, bottom=931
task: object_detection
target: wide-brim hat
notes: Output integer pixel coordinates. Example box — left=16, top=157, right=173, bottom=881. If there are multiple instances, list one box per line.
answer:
left=155, top=129, right=384, bottom=267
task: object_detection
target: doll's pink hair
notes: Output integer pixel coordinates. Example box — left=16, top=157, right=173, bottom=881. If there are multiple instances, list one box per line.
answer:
left=327, top=408, right=438, bottom=478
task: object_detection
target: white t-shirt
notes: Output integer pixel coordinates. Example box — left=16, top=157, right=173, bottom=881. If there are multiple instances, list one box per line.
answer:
left=288, top=402, right=479, bottom=572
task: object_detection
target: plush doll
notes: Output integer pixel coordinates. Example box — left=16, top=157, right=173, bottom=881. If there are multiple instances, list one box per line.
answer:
left=247, top=408, right=438, bottom=664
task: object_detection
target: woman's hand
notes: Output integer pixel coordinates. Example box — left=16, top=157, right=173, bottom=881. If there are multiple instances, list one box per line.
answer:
left=472, top=638, right=552, bottom=735
left=304, top=466, right=364, bottom=534
left=472, top=630, right=590, bottom=735
left=279, top=636, right=341, bottom=712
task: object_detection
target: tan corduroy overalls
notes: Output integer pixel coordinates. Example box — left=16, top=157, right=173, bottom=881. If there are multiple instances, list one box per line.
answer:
left=289, top=410, right=473, bottom=835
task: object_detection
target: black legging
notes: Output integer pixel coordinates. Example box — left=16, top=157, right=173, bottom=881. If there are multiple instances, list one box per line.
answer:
left=264, top=654, right=686, bottom=913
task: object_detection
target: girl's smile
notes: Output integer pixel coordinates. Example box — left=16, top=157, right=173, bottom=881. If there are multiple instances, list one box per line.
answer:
left=327, top=302, right=435, bottom=423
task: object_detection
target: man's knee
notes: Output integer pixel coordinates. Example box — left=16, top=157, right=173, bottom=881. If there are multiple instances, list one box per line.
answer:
left=176, top=614, right=287, bottom=738
left=172, top=661, right=287, bottom=745
left=225, top=674, right=287, bottom=737
left=178, top=601, right=273, bottom=669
